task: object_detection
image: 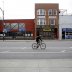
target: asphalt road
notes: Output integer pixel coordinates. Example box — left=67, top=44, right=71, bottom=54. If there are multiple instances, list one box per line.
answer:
left=0, top=40, right=72, bottom=59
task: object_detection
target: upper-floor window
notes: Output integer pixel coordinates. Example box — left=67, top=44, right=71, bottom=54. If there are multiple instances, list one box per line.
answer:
left=48, top=9, right=57, bottom=16
left=37, top=18, right=46, bottom=25
left=37, top=9, right=46, bottom=15
left=53, top=9, right=57, bottom=15
left=48, top=9, right=52, bottom=15
left=50, top=18, right=55, bottom=25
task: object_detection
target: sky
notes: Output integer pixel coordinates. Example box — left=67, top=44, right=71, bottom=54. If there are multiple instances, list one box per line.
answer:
left=0, top=0, right=72, bottom=19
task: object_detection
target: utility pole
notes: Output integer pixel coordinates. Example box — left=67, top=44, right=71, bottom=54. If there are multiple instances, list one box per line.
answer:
left=0, top=1, right=5, bottom=41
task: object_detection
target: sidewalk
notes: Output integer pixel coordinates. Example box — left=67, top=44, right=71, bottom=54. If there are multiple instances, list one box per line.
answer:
left=0, top=59, right=72, bottom=72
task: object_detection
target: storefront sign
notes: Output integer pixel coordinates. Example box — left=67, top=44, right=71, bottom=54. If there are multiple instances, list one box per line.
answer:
left=62, top=28, right=72, bottom=32
left=43, top=26, right=51, bottom=31
left=43, top=29, right=51, bottom=31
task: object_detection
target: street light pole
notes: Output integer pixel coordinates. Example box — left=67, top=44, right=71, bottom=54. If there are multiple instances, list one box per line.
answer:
left=0, top=7, right=5, bottom=41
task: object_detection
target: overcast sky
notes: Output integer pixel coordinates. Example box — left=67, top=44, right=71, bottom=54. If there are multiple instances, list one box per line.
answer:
left=0, top=0, right=72, bottom=19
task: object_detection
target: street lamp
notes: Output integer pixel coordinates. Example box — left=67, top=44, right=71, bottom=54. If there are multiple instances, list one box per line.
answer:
left=0, top=7, right=5, bottom=41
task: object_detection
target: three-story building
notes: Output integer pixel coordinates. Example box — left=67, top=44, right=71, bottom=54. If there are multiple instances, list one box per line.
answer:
left=35, top=3, right=59, bottom=39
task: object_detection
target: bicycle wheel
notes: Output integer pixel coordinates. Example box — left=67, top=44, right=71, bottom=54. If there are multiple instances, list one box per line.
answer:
left=40, top=43, right=46, bottom=49
left=32, top=43, right=37, bottom=49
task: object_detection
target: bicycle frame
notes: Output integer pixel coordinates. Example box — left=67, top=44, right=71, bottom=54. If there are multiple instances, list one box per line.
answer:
left=37, top=40, right=42, bottom=47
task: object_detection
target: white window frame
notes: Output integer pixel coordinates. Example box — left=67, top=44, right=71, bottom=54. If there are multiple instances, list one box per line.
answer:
left=19, top=23, right=25, bottom=28
left=37, top=18, right=46, bottom=25
left=5, top=23, right=10, bottom=29
left=11, top=23, right=18, bottom=29
left=50, top=18, right=55, bottom=25
left=53, top=9, right=57, bottom=15
left=48, top=9, right=53, bottom=15
left=37, top=9, right=46, bottom=15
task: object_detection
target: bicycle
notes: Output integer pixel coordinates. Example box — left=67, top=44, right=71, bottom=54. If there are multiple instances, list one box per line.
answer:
left=32, top=40, right=46, bottom=49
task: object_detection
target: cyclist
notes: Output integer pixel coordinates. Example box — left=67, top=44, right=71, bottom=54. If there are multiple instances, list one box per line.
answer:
left=36, top=35, right=42, bottom=48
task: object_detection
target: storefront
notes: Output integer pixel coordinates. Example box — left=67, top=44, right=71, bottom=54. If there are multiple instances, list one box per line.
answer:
left=36, top=26, right=58, bottom=39
left=62, top=28, right=72, bottom=39
left=59, top=15, right=72, bottom=40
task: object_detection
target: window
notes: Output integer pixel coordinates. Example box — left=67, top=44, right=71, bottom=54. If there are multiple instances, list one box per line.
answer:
left=50, top=19, right=55, bottom=25
left=53, top=9, right=57, bottom=15
left=37, top=18, right=46, bottom=25
left=37, top=9, right=46, bottom=15
left=11, top=23, right=18, bottom=29
left=19, top=23, right=25, bottom=28
left=5, top=23, right=10, bottom=29
left=19, top=23, right=25, bottom=32
left=4, top=23, right=11, bottom=32
left=48, top=9, right=52, bottom=15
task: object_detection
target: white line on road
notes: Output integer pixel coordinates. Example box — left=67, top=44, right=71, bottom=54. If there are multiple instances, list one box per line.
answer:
left=0, top=51, right=67, bottom=54
left=0, top=50, right=9, bottom=53
left=0, top=47, right=28, bottom=49
left=61, top=50, right=66, bottom=52
left=70, top=47, right=72, bottom=48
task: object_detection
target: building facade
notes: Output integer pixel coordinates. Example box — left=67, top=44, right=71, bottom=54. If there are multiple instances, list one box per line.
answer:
left=0, top=19, right=35, bottom=40
left=35, top=3, right=59, bottom=39
left=59, top=15, right=72, bottom=40
left=0, top=3, right=60, bottom=40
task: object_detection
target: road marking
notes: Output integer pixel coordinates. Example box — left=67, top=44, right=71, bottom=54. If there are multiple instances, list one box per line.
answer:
left=61, top=50, right=66, bottom=52
left=22, top=47, right=27, bottom=49
left=0, top=50, right=9, bottom=53
left=70, top=47, right=72, bottom=48
left=0, top=51, right=67, bottom=54
left=0, top=47, right=29, bottom=49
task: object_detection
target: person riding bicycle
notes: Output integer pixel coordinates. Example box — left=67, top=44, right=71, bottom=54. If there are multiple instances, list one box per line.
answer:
left=32, top=35, right=46, bottom=49
left=36, top=35, right=42, bottom=48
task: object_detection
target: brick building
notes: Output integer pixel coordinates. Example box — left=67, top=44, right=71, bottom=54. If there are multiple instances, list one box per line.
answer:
left=35, top=3, right=59, bottom=39
left=0, top=19, right=35, bottom=40
left=0, top=3, right=59, bottom=40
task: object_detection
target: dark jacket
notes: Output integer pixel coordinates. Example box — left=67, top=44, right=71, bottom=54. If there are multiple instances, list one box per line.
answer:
left=36, top=36, right=42, bottom=42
